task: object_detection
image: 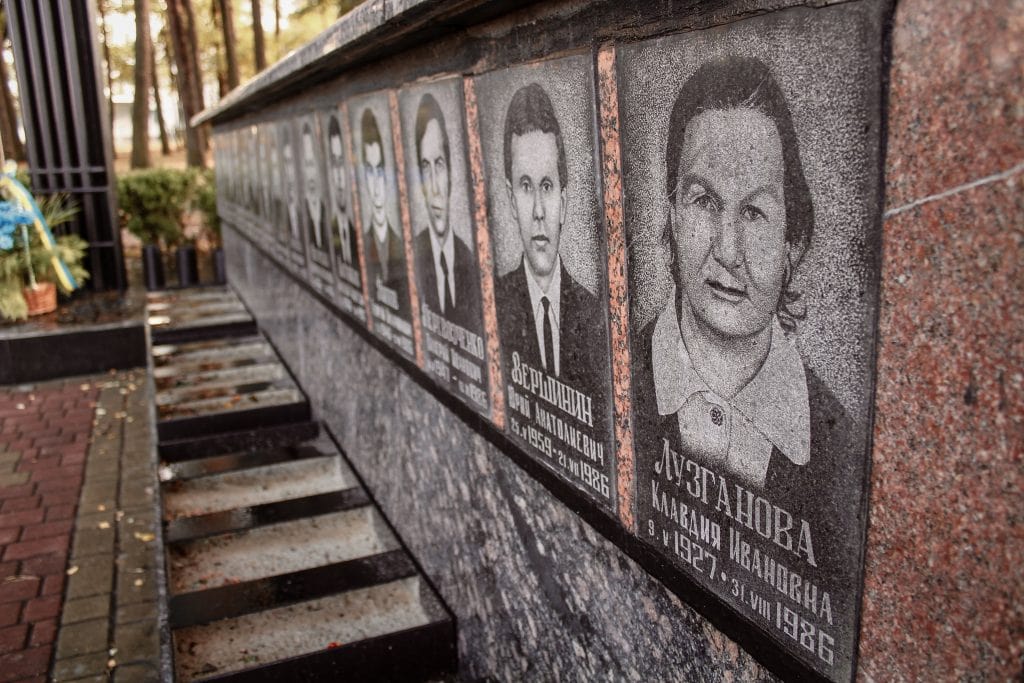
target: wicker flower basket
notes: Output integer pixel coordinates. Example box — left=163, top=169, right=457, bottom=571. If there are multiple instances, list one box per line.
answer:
left=23, top=281, right=57, bottom=316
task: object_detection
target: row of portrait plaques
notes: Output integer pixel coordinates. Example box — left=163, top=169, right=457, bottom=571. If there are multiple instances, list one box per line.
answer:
left=212, top=6, right=885, bottom=681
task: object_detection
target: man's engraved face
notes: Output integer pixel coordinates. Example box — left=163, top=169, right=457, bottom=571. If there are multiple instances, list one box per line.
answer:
left=363, top=140, right=387, bottom=229
left=418, top=118, right=450, bottom=240
left=671, top=108, right=788, bottom=341
left=329, top=132, right=347, bottom=214
left=508, top=130, right=566, bottom=283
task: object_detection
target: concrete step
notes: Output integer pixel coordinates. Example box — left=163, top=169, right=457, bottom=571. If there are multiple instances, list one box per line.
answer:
left=152, top=337, right=273, bottom=366
left=168, top=506, right=400, bottom=594
left=173, top=576, right=453, bottom=682
left=152, top=342, right=276, bottom=380
left=147, top=287, right=256, bottom=344
left=155, top=363, right=288, bottom=404
left=159, top=422, right=322, bottom=465
left=145, top=299, right=455, bottom=680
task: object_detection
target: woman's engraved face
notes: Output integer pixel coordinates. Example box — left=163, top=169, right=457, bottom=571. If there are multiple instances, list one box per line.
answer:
left=671, top=107, right=789, bottom=341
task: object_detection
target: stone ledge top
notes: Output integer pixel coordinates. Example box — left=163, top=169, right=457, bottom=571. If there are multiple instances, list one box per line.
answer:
left=192, top=0, right=519, bottom=127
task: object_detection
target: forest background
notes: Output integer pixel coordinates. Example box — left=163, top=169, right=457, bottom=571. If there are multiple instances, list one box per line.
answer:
left=0, top=0, right=362, bottom=171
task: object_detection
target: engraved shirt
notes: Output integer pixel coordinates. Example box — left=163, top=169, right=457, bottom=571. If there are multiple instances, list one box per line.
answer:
left=428, top=226, right=456, bottom=313
left=524, top=256, right=562, bottom=376
left=651, top=287, right=811, bottom=488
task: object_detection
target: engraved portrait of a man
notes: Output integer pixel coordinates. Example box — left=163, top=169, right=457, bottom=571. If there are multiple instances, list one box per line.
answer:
left=413, top=93, right=481, bottom=330
left=360, top=106, right=409, bottom=318
left=326, top=114, right=358, bottom=268
left=301, top=120, right=327, bottom=253
left=281, top=124, right=301, bottom=243
left=496, top=83, right=603, bottom=395
left=635, top=56, right=851, bottom=503
left=268, top=125, right=285, bottom=241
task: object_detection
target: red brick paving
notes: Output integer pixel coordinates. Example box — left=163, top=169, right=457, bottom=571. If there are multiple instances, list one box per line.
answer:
left=0, top=381, right=98, bottom=682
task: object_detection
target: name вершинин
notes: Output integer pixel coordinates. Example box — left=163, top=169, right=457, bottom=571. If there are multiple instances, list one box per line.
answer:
left=509, top=351, right=594, bottom=427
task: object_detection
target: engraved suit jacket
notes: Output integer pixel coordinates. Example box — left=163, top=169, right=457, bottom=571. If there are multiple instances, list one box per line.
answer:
left=415, top=228, right=482, bottom=332
left=305, top=202, right=329, bottom=256
left=365, top=221, right=410, bottom=320
left=496, top=259, right=610, bottom=432
left=331, top=213, right=360, bottom=271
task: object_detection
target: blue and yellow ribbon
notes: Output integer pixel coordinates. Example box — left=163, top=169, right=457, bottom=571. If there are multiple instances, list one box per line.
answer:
left=0, top=172, right=79, bottom=294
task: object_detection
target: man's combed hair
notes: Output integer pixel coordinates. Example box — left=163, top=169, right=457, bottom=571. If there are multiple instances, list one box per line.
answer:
left=328, top=114, right=342, bottom=144
left=361, top=107, right=383, bottom=162
left=415, top=93, right=450, bottom=176
left=502, top=82, right=567, bottom=188
left=664, top=56, right=813, bottom=331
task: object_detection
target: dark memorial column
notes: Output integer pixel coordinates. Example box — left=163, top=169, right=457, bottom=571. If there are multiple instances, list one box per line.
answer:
left=6, top=0, right=125, bottom=291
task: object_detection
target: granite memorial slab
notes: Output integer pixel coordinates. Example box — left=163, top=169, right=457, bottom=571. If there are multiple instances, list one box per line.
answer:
left=297, top=113, right=335, bottom=296
left=349, top=89, right=417, bottom=360
left=619, top=4, right=885, bottom=680
left=319, top=105, right=368, bottom=324
left=399, top=77, right=491, bottom=415
left=474, top=55, right=616, bottom=509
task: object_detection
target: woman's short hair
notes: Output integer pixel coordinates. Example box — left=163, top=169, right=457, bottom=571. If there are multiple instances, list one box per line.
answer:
left=664, top=56, right=813, bottom=329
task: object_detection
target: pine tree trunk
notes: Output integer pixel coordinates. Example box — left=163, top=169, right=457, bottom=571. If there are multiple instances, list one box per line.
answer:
left=97, top=0, right=116, bottom=139
left=130, top=0, right=152, bottom=168
left=217, top=0, right=239, bottom=90
left=0, top=58, right=22, bottom=162
left=252, top=0, right=266, bottom=72
left=165, top=0, right=207, bottom=167
left=211, top=0, right=227, bottom=98
left=181, top=0, right=209, bottom=160
left=0, top=12, right=24, bottom=161
left=274, top=0, right=280, bottom=38
left=150, top=40, right=171, bottom=156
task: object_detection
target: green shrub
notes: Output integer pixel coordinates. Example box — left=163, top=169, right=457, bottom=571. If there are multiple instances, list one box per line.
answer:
left=194, top=168, right=221, bottom=243
left=117, top=168, right=197, bottom=247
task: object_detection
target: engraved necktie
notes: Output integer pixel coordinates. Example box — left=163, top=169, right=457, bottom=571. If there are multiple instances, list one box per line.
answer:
left=541, top=296, right=553, bottom=374
left=440, top=252, right=453, bottom=313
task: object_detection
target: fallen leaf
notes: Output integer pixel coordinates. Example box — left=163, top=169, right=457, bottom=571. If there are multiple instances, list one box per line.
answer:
left=107, top=659, right=116, bottom=669
left=98, top=521, right=110, bottom=530
left=66, top=566, right=79, bottom=576
left=133, top=532, right=155, bottom=543
left=97, top=504, right=106, bottom=512
left=133, top=579, right=143, bottom=587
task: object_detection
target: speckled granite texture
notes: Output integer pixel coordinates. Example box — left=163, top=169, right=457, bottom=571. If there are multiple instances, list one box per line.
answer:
left=224, top=227, right=772, bottom=681
left=858, top=0, right=1023, bottom=679
left=215, top=0, right=1023, bottom=680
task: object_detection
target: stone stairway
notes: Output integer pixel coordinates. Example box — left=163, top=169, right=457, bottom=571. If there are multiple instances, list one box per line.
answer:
left=145, top=288, right=457, bottom=681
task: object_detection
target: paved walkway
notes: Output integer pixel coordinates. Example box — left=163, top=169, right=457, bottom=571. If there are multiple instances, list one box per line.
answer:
left=0, top=372, right=162, bottom=682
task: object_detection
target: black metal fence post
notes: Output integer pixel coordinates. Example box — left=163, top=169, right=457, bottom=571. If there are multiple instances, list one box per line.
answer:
left=6, top=0, right=126, bottom=291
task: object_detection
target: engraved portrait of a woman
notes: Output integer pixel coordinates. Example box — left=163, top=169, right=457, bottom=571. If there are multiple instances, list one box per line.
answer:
left=636, top=56, right=851, bottom=502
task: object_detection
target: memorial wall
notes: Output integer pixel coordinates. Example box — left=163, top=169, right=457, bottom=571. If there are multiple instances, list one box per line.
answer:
left=198, top=0, right=1023, bottom=680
